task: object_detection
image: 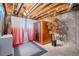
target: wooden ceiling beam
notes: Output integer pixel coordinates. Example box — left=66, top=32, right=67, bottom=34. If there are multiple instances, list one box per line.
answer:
left=31, top=3, right=59, bottom=18
left=18, top=3, right=36, bottom=17
left=16, top=3, right=23, bottom=15
left=26, top=3, right=42, bottom=17
left=38, top=9, right=67, bottom=20
left=4, top=3, right=15, bottom=15
left=3, top=3, right=7, bottom=14
left=36, top=4, right=68, bottom=19
left=29, top=3, right=51, bottom=17
left=73, top=4, right=79, bottom=10
left=35, top=4, right=68, bottom=19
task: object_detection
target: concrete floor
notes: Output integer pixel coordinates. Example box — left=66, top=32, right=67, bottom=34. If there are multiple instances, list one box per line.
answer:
left=14, top=42, right=47, bottom=56
left=34, top=41, right=79, bottom=56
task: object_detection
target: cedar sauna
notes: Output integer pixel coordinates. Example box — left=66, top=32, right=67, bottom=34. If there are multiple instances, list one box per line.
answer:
left=34, top=21, right=51, bottom=45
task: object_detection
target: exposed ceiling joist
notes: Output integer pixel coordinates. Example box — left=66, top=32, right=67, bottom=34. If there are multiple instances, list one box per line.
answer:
left=31, top=4, right=59, bottom=18
left=16, top=3, right=23, bottom=15
left=18, top=3, right=36, bottom=17
left=26, top=3, right=42, bottom=17
left=33, top=4, right=68, bottom=19
left=36, top=4, right=68, bottom=19
left=4, top=3, right=79, bottom=20
left=29, top=3, right=51, bottom=17
left=4, top=3, right=15, bottom=15
left=3, top=3, right=7, bottom=14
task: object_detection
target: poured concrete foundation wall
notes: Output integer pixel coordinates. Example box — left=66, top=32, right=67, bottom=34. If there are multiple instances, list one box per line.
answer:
left=76, top=11, right=79, bottom=49
left=57, top=10, right=79, bottom=49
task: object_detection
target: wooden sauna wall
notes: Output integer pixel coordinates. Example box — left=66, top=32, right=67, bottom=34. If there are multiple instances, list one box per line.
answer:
left=40, top=21, right=51, bottom=44
left=35, top=17, right=60, bottom=44
left=34, top=21, right=51, bottom=45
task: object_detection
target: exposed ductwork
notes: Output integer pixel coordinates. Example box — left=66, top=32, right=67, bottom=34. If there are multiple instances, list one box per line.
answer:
left=67, top=3, right=74, bottom=12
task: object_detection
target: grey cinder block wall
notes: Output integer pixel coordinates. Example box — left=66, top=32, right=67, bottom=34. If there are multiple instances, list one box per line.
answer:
left=57, top=10, right=79, bottom=49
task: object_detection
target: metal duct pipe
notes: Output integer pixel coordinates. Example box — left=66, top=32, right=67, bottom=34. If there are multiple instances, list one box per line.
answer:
left=67, top=3, right=74, bottom=12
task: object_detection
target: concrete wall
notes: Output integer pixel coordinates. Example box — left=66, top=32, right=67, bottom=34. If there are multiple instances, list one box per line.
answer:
left=57, top=10, right=79, bottom=48
left=76, top=11, right=79, bottom=49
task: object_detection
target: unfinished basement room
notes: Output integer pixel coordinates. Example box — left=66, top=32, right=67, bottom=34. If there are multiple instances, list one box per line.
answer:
left=0, top=3, right=79, bottom=56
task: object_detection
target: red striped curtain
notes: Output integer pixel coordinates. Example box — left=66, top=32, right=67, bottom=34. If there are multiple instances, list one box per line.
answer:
left=26, top=20, right=35, bottom=42
left=11, top=16, right=24, bottom=48
left=27, top=28, right=34, bottom=41
left=11, top=17, right=36, bottom=47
